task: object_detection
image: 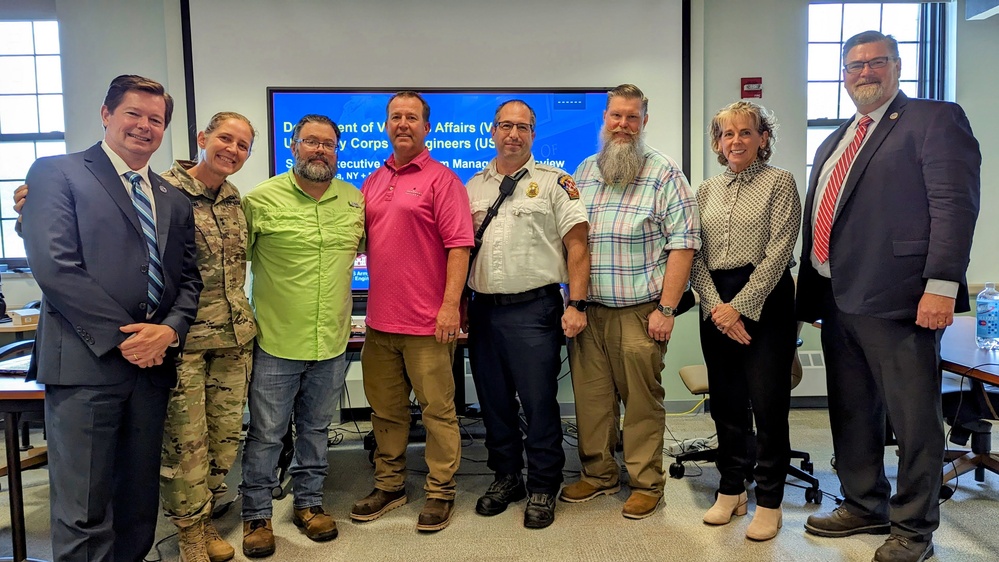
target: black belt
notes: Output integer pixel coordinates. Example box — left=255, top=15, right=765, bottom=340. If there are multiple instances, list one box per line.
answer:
left=472, top=284, right=561, bottom=307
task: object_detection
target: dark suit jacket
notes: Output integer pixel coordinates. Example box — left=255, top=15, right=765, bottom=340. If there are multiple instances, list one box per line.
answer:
left=21, top=143, right=202, bottom=388
left=796, top=92, right=980, bottom=323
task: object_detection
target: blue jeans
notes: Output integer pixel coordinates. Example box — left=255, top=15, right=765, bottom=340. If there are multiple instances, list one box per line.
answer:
left=240, top=345, right=346, bottom=520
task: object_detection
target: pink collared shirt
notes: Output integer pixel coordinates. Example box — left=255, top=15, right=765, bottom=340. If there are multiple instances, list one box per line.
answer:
left=362, top=149, right=474, bottom=335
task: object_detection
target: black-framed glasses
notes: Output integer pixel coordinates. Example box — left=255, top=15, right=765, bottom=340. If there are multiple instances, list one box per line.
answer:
left=495, top=121, right=533, bottom=133
left=295, top=138, right=337, bottom=151
left=843, top=56, right=895, bottom=75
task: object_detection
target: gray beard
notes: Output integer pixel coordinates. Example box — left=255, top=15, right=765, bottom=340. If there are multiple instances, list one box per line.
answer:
left=596, top=132, right=645, bottom=187
left=849, top=81, right=886, bottom=108
left=295, top=157, right=335, bottom=183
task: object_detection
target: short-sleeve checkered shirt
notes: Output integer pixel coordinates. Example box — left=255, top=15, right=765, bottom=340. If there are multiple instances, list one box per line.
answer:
left=574, top=147, right=701, bottom=307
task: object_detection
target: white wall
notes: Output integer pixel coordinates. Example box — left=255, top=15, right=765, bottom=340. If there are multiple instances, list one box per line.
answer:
left=54, top=0, right=177, bottom=172
left=187, top=0, right=686, bottom=190
left=955, top=0, right=999, bottom=284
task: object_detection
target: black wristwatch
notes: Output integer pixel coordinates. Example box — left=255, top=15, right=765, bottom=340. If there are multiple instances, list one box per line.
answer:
left=656, top=303, right=675, bottom=317
left=568, top=299, right=588, bottom=312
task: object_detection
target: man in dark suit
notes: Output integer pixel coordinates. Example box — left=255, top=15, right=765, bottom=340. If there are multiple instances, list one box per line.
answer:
left=796, top=31, right=980, bottom=562
left=21, top=75, right=202, bottom=562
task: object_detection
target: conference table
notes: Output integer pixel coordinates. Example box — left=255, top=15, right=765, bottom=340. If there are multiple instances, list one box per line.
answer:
left=0, top=325, right=35, bottom=342
left=939, top=316, right=999, bottom=484
left=0, top=354, right=45, bottom=562
left=941, top=315, right=999, bottom=384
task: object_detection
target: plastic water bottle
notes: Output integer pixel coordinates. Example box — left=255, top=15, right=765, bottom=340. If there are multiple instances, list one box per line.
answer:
left=978, top=282, right=999, bottom=350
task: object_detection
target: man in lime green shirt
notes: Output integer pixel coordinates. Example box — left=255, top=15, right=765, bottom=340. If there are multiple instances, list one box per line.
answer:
left=238, top=114, right=364, bottom=557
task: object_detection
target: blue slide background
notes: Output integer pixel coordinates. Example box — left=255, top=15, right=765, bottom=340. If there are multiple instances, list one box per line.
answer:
left=268, top=89, right=609, bottom=291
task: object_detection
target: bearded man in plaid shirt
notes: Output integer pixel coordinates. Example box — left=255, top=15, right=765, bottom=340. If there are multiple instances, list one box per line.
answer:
left=559, top=84, right=700, bottom=520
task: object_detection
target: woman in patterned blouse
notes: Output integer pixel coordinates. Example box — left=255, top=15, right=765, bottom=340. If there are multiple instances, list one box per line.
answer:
left=690, top=101, right=802, bottom=542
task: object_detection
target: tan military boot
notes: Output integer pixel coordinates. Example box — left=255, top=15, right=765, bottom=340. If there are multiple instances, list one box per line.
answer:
left=178, top=517, right=210, bottom=562
left=204, top=517, right=235, bottom=562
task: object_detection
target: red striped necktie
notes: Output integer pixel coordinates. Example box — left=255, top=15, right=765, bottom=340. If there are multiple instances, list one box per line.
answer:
left=813, top=115, right=874, bottom=264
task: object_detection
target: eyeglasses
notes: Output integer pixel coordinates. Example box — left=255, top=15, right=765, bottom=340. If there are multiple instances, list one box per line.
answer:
left=295, top=138, right=337, bottom=151
left=843, top=56, right=895, bottom=74
left=495, top=121, right=533, bottom=133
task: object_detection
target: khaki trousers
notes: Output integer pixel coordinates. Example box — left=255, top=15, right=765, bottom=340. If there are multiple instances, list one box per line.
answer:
left=569, top=302, right=668, bottom=496
left=361, top=327, right=460, bottom=500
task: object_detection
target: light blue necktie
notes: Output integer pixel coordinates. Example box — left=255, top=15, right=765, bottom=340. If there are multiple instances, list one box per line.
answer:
left=124, top=171, right=164, bottom=311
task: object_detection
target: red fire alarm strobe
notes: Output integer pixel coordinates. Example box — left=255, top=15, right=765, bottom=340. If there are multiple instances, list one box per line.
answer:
left=741, top=77, right=763, bottom=99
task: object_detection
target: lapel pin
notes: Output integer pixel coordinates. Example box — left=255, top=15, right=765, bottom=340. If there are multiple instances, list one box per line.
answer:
left=889, top=112, right=899, bottom=120
left=159, top=185, right=168, bottom=193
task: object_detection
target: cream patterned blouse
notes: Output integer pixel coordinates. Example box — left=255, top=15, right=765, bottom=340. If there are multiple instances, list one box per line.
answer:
left=690, top=159, right=801, bottom=321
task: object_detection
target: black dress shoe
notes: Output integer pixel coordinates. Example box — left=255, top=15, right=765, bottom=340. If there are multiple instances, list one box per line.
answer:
left=523, top=492, right=556, bottom=529
left=476, top=474, right=527, bottom=516
left=873, top=535, right=934, bottom=562
left=804, top=505, right=890, bottom=538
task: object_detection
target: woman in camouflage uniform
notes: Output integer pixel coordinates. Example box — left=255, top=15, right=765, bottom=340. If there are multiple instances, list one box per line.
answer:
left=159, top=112, right=257, bottom=562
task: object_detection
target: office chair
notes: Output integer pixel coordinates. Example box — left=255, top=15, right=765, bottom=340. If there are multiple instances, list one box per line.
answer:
left=940, top=371, right=999, bottom=496
left=0, top=339, right=33, bottom=360
left=670, top=326, right=824, bottom=504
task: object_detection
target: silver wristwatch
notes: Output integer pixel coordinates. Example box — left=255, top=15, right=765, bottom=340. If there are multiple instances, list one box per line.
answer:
left=656, top=303, right=675, bottom=317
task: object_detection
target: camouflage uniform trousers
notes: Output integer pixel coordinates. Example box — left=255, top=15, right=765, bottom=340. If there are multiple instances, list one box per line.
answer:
left=160, top=341, right=253, bottom=527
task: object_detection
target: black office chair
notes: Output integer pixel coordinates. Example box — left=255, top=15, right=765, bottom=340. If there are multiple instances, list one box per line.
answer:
left=0, top=339, right=34, bottom=360
left=940, top=371, right=999, bottom=497
left=670, top=329, right=824, bottom=504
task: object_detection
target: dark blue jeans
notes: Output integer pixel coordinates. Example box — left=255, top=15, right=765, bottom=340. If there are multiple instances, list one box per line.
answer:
left=468, top=290, right=565, bottom=495
left=240, top=345, right=346, bottom=520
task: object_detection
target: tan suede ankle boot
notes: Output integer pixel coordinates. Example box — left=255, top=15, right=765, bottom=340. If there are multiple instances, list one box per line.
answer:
left=746, top=506, right=783, bottom=541
left=702, top=491, right=748, bottom=525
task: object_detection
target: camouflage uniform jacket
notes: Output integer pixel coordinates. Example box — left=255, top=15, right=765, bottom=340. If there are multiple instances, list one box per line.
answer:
left=160, top=160, right=256, bottom=350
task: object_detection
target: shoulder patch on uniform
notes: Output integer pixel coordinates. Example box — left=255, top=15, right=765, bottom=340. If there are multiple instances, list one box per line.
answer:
left=557, top=174, right=579, bottom=200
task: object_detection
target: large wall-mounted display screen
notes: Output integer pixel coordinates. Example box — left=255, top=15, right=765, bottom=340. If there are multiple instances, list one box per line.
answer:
left=267, top=88, right=610, bottom=291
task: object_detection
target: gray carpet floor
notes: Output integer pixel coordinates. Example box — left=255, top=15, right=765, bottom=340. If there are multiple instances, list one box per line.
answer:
left=3, top=409, right=998, bottom=561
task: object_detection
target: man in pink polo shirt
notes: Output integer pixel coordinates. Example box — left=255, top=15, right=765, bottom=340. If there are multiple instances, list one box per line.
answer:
left=349, top=91, right=474, bottom=532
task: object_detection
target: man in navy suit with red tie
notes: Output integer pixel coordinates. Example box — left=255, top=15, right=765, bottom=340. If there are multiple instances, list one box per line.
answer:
left=21, top=75, right=202, bottom=562
left=796, top=31, right=980, bottom=562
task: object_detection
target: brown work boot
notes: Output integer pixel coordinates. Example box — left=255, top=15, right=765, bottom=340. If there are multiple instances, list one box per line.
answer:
left=292, top=505, right=339, bottom=542
left=416, top=498, right=454, bottom=532
left=874, top=534, right=934, bottom=562
left=204, top=518, right=235, bottom=562
left=558, top=480, right=621, bottom=503
left=622, top=491, right=662, bottom=519
left=350, top=488, right=408, bottom=522
left=177, top=518, right=210, bottom=562
left=241, top=519, right=275, bottom=558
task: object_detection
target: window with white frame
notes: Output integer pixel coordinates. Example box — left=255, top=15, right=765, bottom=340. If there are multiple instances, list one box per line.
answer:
left=806, top=3, right=946, bottom=180
left=0, top=20, right=65, bottom=268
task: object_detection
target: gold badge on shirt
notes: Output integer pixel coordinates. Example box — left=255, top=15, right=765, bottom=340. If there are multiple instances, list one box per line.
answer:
left=526, top=182, right=539, bottom=198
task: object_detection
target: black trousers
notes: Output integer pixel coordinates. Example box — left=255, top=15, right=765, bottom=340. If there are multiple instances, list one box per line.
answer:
left=46, top=373, right=170, bottom=562
left=821, top=288, right=944, bottom=541
left=468, top=288, right=565, bottom=494
left=699, top=267, right=794, bottom=508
